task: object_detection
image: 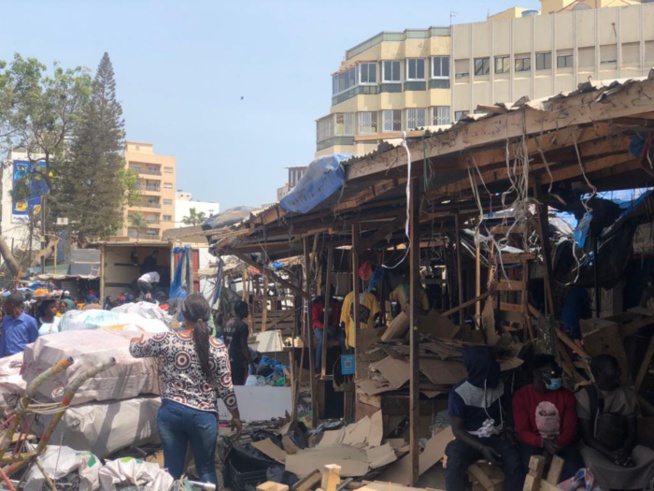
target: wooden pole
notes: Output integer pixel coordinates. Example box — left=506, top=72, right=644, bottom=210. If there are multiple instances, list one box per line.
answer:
left=348, top=224, right=360, bottom=423
left=408, top=166, right=421, bottom=486
left=303, top=237, right=319, bottom=425
left=475, top=221, right=482, bottom=327
left=534, top=182, right=555, bottom=316
left=261, top=274, right=268, bottom=332
left=455, top=214, right=465, bottom=326
left=321, top=248, right=333, bottom=379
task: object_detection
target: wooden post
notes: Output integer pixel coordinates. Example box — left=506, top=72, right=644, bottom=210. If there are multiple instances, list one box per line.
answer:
left=593, top=239, right=601, bottom=317
left=533, top=182, right=555, bottom=316
left=455, top=214, right=465, bottom=326
left=408, top=162, right=421, bottom=486
left=475, top=222, right=482, bottom=327
left=261, top=274, right=268, bottom=332
left=320, top=464, right=341, bottom=491
left=321, top=248, right=333, bottom=379
left=523, top=455, right=546, bottom=491
left=347, top=224, right=360, bottom=422
left=304, top=236, right=319, bottom=425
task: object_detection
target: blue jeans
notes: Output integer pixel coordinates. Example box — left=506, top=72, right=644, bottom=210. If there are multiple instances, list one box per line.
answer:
left=157, top=398, right=218, bottom=485
left=445, top=436, right=525, bottom=491
left=314, top=327, right=346, bottom=372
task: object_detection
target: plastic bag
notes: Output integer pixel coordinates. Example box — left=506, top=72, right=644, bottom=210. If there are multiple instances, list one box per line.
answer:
left=99, top=457, right=174, bottom=490
left=24, top=445, right=102, bottom=491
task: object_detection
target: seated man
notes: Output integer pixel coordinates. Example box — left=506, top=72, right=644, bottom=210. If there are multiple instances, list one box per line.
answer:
left=445, top=345, right=525, bottom=491
left=513, top=354, right=584, bottom=480
left=576, top=354, right=654, bottom=490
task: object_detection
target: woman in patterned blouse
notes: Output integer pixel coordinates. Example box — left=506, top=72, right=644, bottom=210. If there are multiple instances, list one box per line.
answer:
left=130, top=293, right=241, bottom=485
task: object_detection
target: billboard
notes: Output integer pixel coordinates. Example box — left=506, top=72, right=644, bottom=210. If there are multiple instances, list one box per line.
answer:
left=12, top=160, right=49, bottom=223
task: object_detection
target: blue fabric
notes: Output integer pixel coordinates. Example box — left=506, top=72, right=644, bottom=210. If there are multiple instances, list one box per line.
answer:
left=169, top=246, right=190, bottom=299
left=157, top=398, right=218, bottom=484
left=366, top=267, right=384, bottom=293
left=1, top=313, right=38, bottom=357
left=279, top=154, right=350, bottom=213
left=445, top=436, right=524, bottom=491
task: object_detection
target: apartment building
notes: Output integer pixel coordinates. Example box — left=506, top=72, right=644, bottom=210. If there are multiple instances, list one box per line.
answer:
left=316, top=0, right=654, bottom=157
left=174, top=191, right=220, bottom=227
left=122, top=142, right=177, bottom=239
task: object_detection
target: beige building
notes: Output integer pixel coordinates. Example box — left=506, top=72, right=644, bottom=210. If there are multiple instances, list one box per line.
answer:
left=316, top=0, right=654, bottom=157
left=122, top=142, right=177, bottom=239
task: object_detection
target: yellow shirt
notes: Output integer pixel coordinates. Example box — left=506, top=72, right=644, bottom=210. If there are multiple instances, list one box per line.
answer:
left=389, top=284, right=430, bottom=312
left=340, top=291, right=381, bottom=348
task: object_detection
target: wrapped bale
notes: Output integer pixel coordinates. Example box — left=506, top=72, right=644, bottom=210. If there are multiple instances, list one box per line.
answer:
left=23, top=330, right=160, bottom=405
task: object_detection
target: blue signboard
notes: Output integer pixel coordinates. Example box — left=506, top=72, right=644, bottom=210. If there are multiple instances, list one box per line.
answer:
left=12, top=160, right=49, bottom=222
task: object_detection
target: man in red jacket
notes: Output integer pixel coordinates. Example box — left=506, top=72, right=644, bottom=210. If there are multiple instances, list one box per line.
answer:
left=512, top=354, right=585, bottom=481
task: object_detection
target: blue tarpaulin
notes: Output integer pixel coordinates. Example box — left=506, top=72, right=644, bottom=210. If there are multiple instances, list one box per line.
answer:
left=279, top=154, right=351, bottom=214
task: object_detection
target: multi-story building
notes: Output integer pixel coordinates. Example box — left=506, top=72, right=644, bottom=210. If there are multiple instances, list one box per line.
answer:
left=277, top=166, right=308, bottom=200
left=316, top=0, right=654, bottom=157
left=122, top=142, right=177, bottom=239
left=174, top=191, right=220, bottom=227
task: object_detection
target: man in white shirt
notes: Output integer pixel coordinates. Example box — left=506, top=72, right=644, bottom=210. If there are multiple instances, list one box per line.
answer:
left=137, top=271, right=160, bottom=300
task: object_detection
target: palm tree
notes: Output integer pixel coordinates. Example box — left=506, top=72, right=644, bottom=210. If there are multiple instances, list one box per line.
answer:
left=182, top=207, right=207, bottom=226
left=128, top=212, right=149, bottom=241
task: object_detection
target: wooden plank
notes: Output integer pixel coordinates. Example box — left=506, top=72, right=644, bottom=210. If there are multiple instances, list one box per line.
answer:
left=546, top=455, right=564, bottom=485
left=293, top=469, right=322, bottom=491
left=408, top=168, right=421, bottom=486
left=534, top=182, right=555, bottom=316
left=500, top=302, right=525, bottom=313
left=492, top=252, right=536, bottom=264
left=455, top=214, right=465, bottom=327
left=490, top=225, right=527, bottom=235
left=261, top=274, right=269, bottom=332
left=442, top=290, right=492, bottom=317
left=258, top=482, right=289, bottom=491
left=468, top=463, right=497, bottom=490
left=334, top=179, right=401, bottom=213
left=304, top=236, right=319, bottom=425
left=321, top=248, right=334, bottom=379
left=321, top=464, right=342, bottom=491
left=636, top=336, right=654, bottom=391
left=523, top=455, right=546, bottom=491
left=496, top=279, right=526, bottom=291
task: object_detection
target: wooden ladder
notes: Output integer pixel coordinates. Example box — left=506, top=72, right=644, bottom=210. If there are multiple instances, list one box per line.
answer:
left=488, top=220, right=536, bottom=340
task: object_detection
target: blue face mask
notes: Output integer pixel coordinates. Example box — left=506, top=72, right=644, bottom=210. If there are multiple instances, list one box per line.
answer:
left=545, top=378, right=562, bottom=391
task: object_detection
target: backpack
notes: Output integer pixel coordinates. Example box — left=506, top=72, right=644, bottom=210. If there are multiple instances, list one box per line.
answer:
left=585, top=385, right=628, bottom=451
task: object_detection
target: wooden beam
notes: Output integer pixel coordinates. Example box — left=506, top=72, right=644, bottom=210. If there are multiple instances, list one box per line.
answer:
left=304, top=236, right=319, bottom=425
left=334, top=178, right=403, bottom=213
left=229, top=251, right=310, bottom=301
left=455, top=214, right=465, bottom=327
left=635, top=336, right=654, bottom=392
left=533, top=181, right=555, bottom=316
left=321, top=248, right=333, bottom=379
left=409, top=162, right=421, bottom=486
left=442, top=290, right=493, bottom=317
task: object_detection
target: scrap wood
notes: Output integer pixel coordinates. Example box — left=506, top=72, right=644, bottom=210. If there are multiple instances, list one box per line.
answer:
left=293, top=469, right=322, bottom=491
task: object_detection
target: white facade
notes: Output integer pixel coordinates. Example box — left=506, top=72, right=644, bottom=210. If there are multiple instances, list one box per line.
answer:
left=174, top=191, right=220, bottom=227
left=1, top=150, right=41, bottom=255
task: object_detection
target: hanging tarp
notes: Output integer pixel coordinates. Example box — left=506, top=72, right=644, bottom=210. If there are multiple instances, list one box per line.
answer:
left=279, top=154, right=351, bottom=214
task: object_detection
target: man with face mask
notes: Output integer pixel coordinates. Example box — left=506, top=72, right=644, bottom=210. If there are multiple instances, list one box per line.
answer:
left=512, top=354, right=584, bottom=480
left=445, top=345, right=524, bottom=491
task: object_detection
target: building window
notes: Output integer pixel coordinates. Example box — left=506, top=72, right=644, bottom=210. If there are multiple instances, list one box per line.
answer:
left=405, top=108, right=427, bottom=129
left=454, top=110, right=468, bottom=122
left=431, top=106, right=450, bottom=126
left=335, top=113, right=354, bottom=136
left=515, top=55, right=531, bottom=72
left=317, top=116, right=333, bottom=142
left=332, top=66, right=358, bottom=95
left=454, top=59, right=469, bottom=78
left=163, top=183, right=173, bottom=190
left=406, top=59, right=425, bottom=81
left=495, top=56, right=510, bottom=74
left=358, top=112, right=378, bottom=134
left=382, top=110, right=402, bottom=132
left=383, top=61, right=401, bottom=83
left=600, top=45, right=617, bottom=65
left=536, top=52, right=552, bottom=70
left=622, top=42, right=640, bottom=64
left=474, top=57, right=490, bottom=76
left=359, top=63, right=377, bottom=84
left=163, top=215, right=172, bottom=221
left=164, top=166, right=173, bottom=173
left=431, top=56, right=450, bottom=79
left=578, top=47, right=595, bottom=68
left=163, top=199, right=173, bottom=205
left=557, top=52, right=573, bottom=68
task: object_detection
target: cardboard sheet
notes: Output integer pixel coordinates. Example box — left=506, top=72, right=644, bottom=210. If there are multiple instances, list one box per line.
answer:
left=376, top=426, right=453, bottom=485
left=285, top=445, right=369, bottom=478
left=252, top=438, right=287, bottom=463
left=381, top=312, right=410, bottom=341
left=217, top=386, right=292, bottom=421
left=368, top=410, right=383, bottom=447
left=369, top=356, right=411, bottom=390
left=417, top=310, right=460, bottom=339
left=366, top=443, right=397, bottom=469
left=342, top=416, right=371, bottom=446
left=419, top=359, right=467, bottom=386
left=317, top=428, right=345, bottom=448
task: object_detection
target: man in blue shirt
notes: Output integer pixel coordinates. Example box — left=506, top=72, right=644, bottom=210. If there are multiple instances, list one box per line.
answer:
left=1, top=293, right=39, bottom=357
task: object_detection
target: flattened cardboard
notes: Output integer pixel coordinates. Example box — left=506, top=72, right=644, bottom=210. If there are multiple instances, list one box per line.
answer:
left=369, top=356, right=411, bottom=390
left=417, top=310, right=460, bottom=339
left=317, top=428, right=345, bottom=448
left=285, top=445, right=369, bottom=478
left=342, top=416, right=371, bottom=446
left=252, top=438, right=287, bottom=463
left=366, top=443, right=398, bottom=469
left=376, top=426, right=454, bottom=485
left=382, top=312, right=410, bottom=341
left=419, top=359, right=467, bottom=386
left=368, top=410, right=383, bottom=448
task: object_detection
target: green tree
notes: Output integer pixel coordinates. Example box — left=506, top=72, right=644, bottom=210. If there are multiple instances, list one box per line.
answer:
left=182, top=207, right=207, bottom=226
left=53, top=52, right=133, bottom=244
left=128, top=212, right=149, bottom=240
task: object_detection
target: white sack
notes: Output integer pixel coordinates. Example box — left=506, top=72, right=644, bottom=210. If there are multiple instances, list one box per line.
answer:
left=32, top=396, right=161, bottom=459
left=0, top=353, right=26, bottom=415
left=59, top=309, right=169, bottom=333
left=99, top=457, right=174, bottom=491
left=23, top=330, right=160, bottom=405
left=23, top=445, right=102, bottom=491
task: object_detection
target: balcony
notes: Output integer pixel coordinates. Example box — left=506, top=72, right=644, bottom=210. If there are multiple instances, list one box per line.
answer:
left=134, top=201, right=161, bottom=209
left=139, top=185, right=161, bottom=193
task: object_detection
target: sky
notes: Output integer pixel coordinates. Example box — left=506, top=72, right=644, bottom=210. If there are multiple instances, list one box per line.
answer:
left=0, top=0, right=541, bottom=210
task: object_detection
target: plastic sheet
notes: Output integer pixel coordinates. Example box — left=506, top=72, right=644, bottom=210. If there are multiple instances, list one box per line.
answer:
left=98, top=457, right=174, bottom=490
left=23, top=445, right=102, bottom=491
